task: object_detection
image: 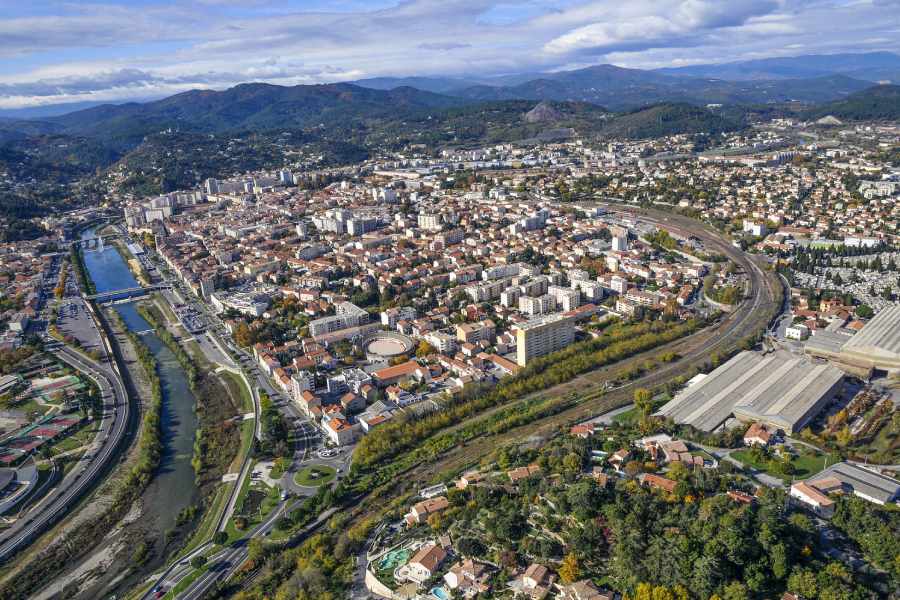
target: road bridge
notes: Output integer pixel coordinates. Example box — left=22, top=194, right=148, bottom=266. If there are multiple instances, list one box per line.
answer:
left=85, top=283, right=170, bottom=302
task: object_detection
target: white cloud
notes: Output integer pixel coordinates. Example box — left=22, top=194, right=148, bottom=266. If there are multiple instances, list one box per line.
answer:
left=543, top=0, right=779, bottom=54
left=0, top=0, right=898, bottom=108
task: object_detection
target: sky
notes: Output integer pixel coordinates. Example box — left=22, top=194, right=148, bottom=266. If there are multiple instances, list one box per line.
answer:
left=0, top=0, right=899, bottom=109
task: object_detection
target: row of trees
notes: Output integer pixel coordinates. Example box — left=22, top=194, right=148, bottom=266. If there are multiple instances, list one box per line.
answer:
left=792, top=245, right=895, bottom=275
left=353, top=319, right=701, bottom=471
left=69, top=244, right=96, bottom=295
left=54, top=259, right=69, bottom=299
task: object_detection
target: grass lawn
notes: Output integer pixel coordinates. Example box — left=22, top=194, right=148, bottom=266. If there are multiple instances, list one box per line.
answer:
left=791, top=452, right=841, bottom=478
left=731, top=448, right=839, bottom=481
left=151, top=293, right=179, bottom=324
left=177, top=483, right=232, bottom=559
left=611, top=406, right=639, bottom=425
left=294, top=465, right=336, bottom=487
left=611, top=396, right=670, bottom=426
left=224, top=468, right=280, bottom=544
left=269, top=462, right=285, bottom=480
left=218, top=371, right=255, bottom=472
left=220, top=371, right=253, bottom=413
left=48, top=420, right=100, bottom=455
left=8, top=399, right=51, bottom=420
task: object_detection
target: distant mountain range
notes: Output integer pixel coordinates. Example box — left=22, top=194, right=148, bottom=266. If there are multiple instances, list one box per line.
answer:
left=444, top=69, right=870, bottom=110
left=0, top=52, right=898, bottom=200
left=655, top=52, right=900, bottom=83
left=2, top=51, right=896, bottom=140
left=348, top=52, right=900, bottom=110
left=7, top=51, right=893, bottom=122
left=2, top=83, right=467, bottom=151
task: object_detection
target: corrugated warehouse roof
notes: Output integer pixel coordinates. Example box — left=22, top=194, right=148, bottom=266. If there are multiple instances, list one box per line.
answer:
left=842, top=306, right=900, bottom=359
left=809, top=462, right=900, bottom=505
left=656, top=350, right=843, bottom=433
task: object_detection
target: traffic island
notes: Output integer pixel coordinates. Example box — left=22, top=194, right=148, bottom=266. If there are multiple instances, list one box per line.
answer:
left=293, top=465, right=336, bottom=487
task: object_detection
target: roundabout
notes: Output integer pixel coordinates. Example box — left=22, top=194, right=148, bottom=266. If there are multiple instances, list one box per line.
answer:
left=293, top=464, right=337, bottom=487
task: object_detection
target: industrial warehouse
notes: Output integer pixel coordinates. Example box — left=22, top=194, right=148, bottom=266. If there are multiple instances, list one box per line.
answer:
left=656, top=350, right=845, bottom=433
left=805, top=305, right=900, bottom=377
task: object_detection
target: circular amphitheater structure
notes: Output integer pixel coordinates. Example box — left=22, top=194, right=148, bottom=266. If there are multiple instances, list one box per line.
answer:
left=363, top=331, right=415, bottom=362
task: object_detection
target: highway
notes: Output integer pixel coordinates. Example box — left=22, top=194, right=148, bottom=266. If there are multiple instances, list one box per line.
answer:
left=146, top=501, right=289, bottom=600
left=136, top=241, right=323, bottom=600
left=0, top=340, right=130, bottom=563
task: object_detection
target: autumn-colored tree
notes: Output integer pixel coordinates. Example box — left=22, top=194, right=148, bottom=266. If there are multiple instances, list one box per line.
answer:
left=234, top=322, right=253, bottom=347
left=836, top=426, right=853, bottom=447
left=829, top=408, right=848, bottom=429
left=416, top=341, right=435, bottom=359
left=652, top=586, right=674, bottom=600
left=634, top=388, right=653, bottom=417
left=558, top=553, right=580, bottom=584
left=623, top=460, right=643, bottom=478
left=427, top=512, right=443, bottom=532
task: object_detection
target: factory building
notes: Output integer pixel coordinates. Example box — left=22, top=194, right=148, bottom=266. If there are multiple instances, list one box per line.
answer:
left=656, top=350, right=844, bottom=433
left=805, top=306, right=900, bottom=377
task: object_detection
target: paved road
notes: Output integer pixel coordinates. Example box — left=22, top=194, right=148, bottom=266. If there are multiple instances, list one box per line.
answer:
left=139, top=300, right=262, bottom=600
left=144, top=420, right=328, bottom=600
left=0, top=341, right=130, bottom=563
left=176, top=506, right=339, bottom=600
left=147, top=206, right=778, bottom=598
left=148, top=500, right=289, bottom=600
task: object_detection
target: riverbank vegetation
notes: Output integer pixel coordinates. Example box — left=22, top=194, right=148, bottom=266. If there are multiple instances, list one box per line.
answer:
left=136, top=303, right=240, bottom=490
left=69, top=244, right=96, bottom=295
left=112, top=240, right=150, bottom=285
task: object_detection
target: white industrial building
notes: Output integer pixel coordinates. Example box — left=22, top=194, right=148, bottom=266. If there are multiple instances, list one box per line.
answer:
left=805, top=306, right=900, bottom=377
left=656, top=350, right=844, bottom=433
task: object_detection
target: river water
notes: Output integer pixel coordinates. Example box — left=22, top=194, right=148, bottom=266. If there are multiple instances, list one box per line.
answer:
left=79, top=229, right=199, bottom=564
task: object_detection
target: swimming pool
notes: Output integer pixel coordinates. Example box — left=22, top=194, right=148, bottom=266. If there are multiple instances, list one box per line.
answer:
left=430, top=587, right=449, bottom=600
left=378, top=548, right=412, bottom=571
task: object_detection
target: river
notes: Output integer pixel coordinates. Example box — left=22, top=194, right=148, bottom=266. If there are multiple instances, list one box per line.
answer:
left=79, top=229, right=200, bottom=576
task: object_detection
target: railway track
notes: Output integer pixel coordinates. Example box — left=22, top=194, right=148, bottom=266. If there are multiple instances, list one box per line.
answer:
left=221, top=210, right=783, bottom=597
left=353, top=206, right=782, bottom=497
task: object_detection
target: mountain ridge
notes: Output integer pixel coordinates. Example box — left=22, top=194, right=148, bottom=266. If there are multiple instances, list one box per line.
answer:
left=803, top=84, right=900, bottom=121
left=655, top=51, right=900, bottom=82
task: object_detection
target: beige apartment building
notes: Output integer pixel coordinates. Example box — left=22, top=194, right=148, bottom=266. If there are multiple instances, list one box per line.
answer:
left=515, top=313, right=575, bottom=366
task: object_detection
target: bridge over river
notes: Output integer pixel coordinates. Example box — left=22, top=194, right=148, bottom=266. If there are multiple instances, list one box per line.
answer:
left=85, top=283, right=171, bottom=303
